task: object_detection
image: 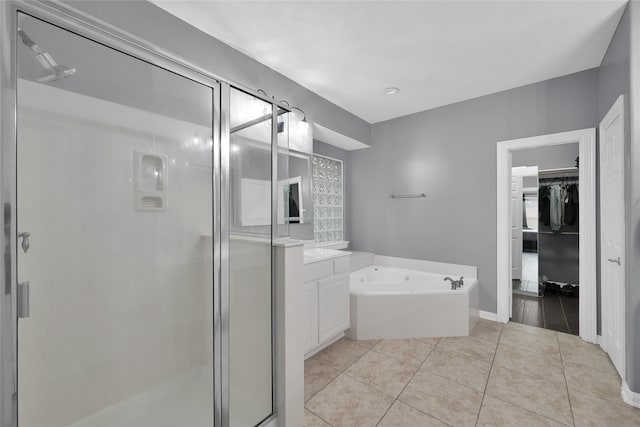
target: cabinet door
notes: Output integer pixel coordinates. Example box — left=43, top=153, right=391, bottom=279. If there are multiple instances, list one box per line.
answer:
left=318, top=274, right=350, bottom=343
left=303, top=281, right=319, bottom=354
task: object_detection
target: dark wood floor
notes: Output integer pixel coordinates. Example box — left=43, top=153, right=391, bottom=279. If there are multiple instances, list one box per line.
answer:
left=511, top=292, right=579, bottom=335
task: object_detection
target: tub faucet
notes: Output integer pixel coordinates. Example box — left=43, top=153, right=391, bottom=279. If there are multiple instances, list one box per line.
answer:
left=444, top=276, right=464, bottom=290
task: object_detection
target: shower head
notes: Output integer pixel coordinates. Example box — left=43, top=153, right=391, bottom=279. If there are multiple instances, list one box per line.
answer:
left=18, top=28, right=76, bottom=83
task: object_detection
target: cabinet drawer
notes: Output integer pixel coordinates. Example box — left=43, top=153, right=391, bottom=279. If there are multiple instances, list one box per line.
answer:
left=333, top=256, right=350, bottom=275
left=304, top=260, right=333, bottom=282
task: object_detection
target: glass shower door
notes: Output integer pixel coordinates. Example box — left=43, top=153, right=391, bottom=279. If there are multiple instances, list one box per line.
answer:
left=228, top=88, right=274, bottom=426
left=16, top=14, right=215, bottom=427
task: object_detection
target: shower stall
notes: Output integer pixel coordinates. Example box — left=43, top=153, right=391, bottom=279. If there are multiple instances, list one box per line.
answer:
left=0, top=2, right=292, bottom=426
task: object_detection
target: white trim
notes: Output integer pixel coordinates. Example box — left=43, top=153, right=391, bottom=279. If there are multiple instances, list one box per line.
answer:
left=313, top=123, right=370, bottom=151
left=479, top=311, right=498, bottom=322
left=622, top=381, right=640, bottom=409
left=512, top=166, right=539, bottom=176
left=263, top=418, right=278, bottom=427
left=304, top=332, right=344, bottom=359
left=496, top=128, right=597, bottom=343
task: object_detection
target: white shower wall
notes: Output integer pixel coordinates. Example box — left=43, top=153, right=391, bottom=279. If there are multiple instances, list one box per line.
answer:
left=17, top=80, right=213, bottom=427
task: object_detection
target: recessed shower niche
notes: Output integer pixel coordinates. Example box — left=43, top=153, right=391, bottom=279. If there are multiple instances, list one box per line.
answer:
left=134, top=150, right=168, bottom=210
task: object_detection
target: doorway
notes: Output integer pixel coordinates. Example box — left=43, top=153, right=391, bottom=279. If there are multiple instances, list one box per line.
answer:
left=511, top=152, right=580, bottom=335
left=496, top=128, right=597, bottom=343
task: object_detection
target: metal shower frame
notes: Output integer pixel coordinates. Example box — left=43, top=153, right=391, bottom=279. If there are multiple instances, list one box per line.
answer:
left=0, top=1, right=288, bottom=426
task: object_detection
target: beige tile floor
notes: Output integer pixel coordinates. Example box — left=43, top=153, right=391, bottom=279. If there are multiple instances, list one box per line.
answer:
left=304, top=320, right=640, bottom=427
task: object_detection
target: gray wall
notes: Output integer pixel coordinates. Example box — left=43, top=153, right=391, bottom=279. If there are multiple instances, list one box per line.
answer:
left=597, top=2, right=639, bottom=392
left=313, top=141, right=351, bottom=241
left=625, top=1, right=640, bottom=394
left=598, top=2, right=631, bottom=388
left=64, top=0, right=371, bottom=145
left=350, top=69, right=599, bottom=314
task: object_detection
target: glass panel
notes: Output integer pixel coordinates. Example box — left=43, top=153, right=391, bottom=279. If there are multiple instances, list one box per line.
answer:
left=17, top=14, right=214, bottom=427
left=275, top=108, right=290, bottom=239
left=229, top=88, right=273, bottom=425
left=312, top=155, right=344, bottom=243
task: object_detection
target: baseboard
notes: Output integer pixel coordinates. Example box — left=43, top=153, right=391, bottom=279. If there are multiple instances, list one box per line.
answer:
left=479, top=310, right=498, bottom=321
left=622, top=381, right=640, bottom=408
left=597, top=335, right=603, bottom=345
left=263, top=417, right=278, bottom=427
left=304, top=333, right=344, bottom=360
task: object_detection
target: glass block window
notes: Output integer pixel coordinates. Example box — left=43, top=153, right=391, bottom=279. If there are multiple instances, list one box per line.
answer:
left=312, top=154, right=343, bottom=244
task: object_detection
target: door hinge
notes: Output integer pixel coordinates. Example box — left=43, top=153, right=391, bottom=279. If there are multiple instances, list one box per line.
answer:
left=18, top=281, right=29, bottom=318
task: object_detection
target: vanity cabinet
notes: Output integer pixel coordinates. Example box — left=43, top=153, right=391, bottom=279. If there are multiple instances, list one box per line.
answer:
left=303, top=281, right=319, bottom=354
left=303, top=253, right=350, bottom=357
left=318, top=274, right=350, bottom=342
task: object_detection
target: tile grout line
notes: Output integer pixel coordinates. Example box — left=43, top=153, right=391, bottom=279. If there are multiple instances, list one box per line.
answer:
left=541, top=293, right=547, bottom=329
left=559, top=295, right=571, bottom=335
left=373, top=343, right=432, bottom=427
left=473, top=323, right=503, bottom=426
left=379, top=342, right=455, bottom=427
left=436, top=335, right=498, bottom=364
left=368, top=338, right=440, bottom=368
left=483, top=326, right=574, bottom=426
left=304, top=340, right=377, bottom=409
left=305, top=406, right=334, bottom=427
left=556, top=332, right=577, bottom=426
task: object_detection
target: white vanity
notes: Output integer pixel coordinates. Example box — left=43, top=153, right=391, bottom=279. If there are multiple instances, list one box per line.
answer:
left=303, top=248, right=351, bottom=358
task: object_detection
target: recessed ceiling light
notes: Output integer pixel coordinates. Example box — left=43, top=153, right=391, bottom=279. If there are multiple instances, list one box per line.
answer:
left=384, top=87, right=400, bottom=95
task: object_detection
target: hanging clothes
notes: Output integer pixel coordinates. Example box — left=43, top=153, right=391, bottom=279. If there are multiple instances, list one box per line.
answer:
left=549, top=184, right=563, bottom=231
left=560, top=185, right=568, bottom=226
left=539, top=185, right=551, bottom=226
left=564, top=183, right=579, bottom=225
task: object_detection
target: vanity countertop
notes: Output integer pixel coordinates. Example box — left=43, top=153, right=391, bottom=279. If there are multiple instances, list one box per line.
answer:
left=304, top=248, right=351, bottom=264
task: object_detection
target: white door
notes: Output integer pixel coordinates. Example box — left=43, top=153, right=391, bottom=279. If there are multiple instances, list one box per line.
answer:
left=511, top=174, right=524, bottom=284
left=318, top=274, right=350, bottom=343
left=599, top=95, right=626, bottom=377
left=600, top=95, right=625, bottom=377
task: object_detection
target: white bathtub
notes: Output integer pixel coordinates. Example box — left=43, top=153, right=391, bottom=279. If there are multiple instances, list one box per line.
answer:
left=348, top=262, right=479, bottom=340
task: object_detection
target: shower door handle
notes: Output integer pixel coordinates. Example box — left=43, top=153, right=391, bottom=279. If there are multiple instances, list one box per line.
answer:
left=607, top=257, right=621, bottom=266
left=18, top=231, right=30, bottom=253
left=18, top=281, right=30, bottom=318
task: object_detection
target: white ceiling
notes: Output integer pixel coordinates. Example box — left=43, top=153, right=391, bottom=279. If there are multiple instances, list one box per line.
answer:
left=153, top=0, right=627, bottom=123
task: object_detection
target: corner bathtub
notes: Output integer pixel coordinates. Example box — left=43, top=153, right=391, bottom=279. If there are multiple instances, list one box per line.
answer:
left=349, top=265, right=479, bottom=340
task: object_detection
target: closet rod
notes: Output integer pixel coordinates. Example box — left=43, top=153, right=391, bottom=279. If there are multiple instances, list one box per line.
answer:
left=538, top=176, right=579, bottom=181
left=538, top=231, right=579, bottom=235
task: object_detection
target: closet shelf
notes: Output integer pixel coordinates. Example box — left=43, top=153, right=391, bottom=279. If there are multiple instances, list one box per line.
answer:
left=538, top=167, right=579, bottom=176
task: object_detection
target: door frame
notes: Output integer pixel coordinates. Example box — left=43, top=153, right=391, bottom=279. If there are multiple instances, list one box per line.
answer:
left=496, top=128, right=597, bottom=343
left=598, top=95, right=625, bottom=378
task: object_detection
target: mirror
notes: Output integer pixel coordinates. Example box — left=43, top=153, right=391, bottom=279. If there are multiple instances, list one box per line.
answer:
left=287, top=150, right=314, bottom=240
